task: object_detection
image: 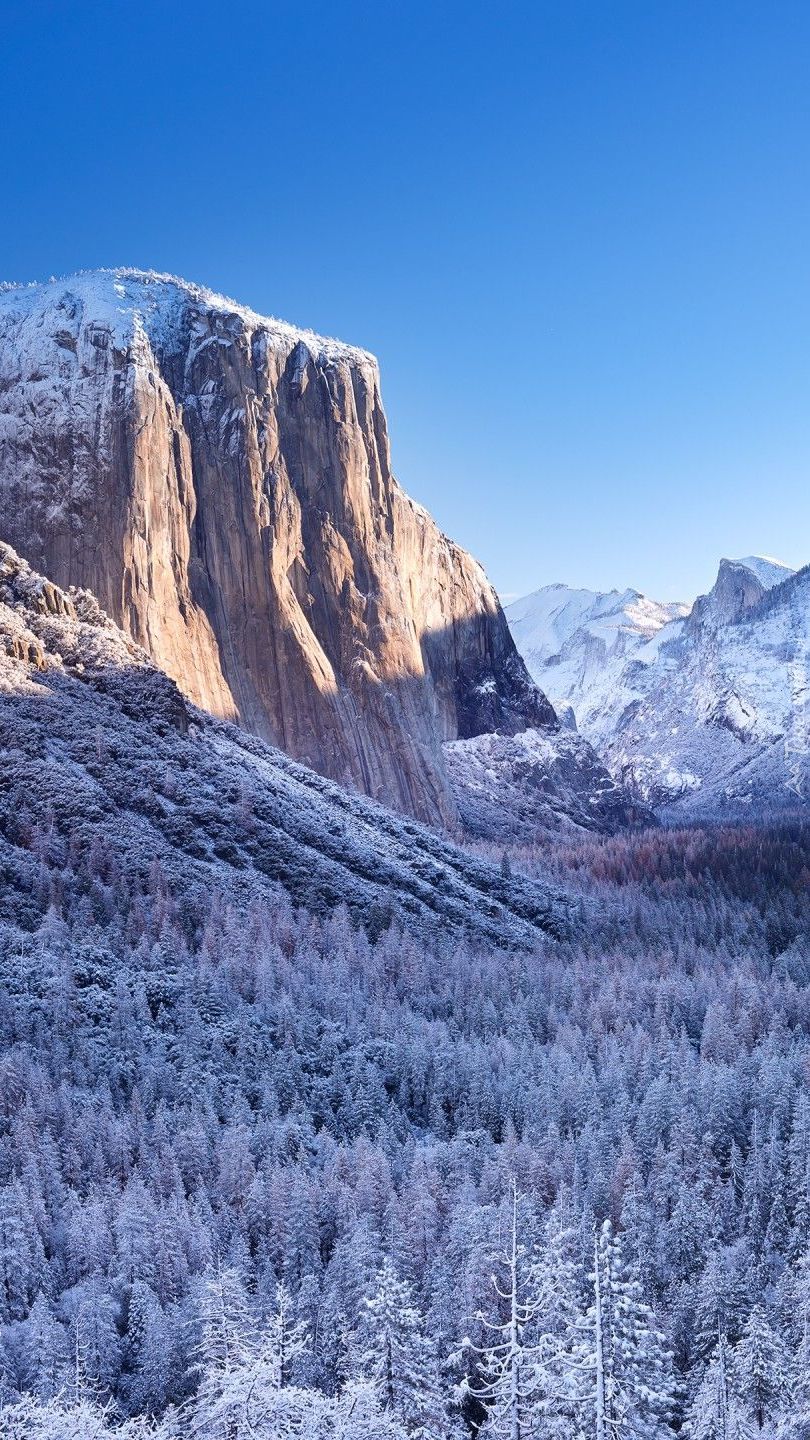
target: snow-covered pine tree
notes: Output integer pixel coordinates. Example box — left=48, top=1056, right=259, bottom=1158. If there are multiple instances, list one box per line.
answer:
left=693, top=1248, right=750, bottom=1361
left=732, top=1305, right=789, bottom=1432
left=357, top=1254, right=446, bottom=1439
left=121, top=1280, right=177, bottom=1416
left=258, top=1281, right=311, bottom=1391
left=576, top=1220, right=677, bottom=1440
left=0, top=1186, right=32, bottom=1324
left=188, top=1264, right=258, bottom=1436
left=19, top=1293, right=69, bottom=1401
left=190, top=1269, right=317, bottom=1438
left=787, top=1249, right=810, bottom=1430
left=524, top=1209, right=590, bottom=1440
left=192, top=1264, right=255, bottom=1381
left=685, top=1334, right=751, bottom=1440
left=64, top=1288, right=118, bottom=1410
left=461, top=1182, right=577, bottom=1440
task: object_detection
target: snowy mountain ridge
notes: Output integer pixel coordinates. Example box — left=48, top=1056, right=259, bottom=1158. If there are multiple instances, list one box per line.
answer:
left=507, top=556, right=809, bottom=817
left=0, top=267, right=375, bottom=367
left=505, top=582, right=688, bottom=723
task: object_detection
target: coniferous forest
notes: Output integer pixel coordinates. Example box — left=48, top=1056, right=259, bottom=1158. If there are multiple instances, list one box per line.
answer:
left=0, top=814, right=808, bottom=1438
left=1, top=3, right=809, bottom=1435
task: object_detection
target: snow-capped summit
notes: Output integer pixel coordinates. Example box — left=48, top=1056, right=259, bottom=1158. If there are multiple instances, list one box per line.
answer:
left=509, top=557, right=809, bottom=818
left=505, top=583, right=688, bottom=725
left=0, top=267, right=376, bottom=367
left=731, top=555, right=794, bottom=588
left=688, top=556, right=796, bottom=631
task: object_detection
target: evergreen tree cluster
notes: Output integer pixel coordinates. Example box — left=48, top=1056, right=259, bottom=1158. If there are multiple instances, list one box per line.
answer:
left=0, top=816, right=808, bottom=1438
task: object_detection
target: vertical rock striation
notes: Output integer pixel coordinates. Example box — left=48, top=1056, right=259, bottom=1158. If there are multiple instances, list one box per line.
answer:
left=0, top=270, right=553, bottom=826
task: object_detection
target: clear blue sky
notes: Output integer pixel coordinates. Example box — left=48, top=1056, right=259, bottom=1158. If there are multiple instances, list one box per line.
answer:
left=1, top=1, right=808, bottom=602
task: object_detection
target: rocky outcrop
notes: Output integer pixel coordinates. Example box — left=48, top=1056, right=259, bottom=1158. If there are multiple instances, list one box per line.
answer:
left=443, top=727, right=654, bottom=841
left=0, top=270, right=555, bottom=828
left=686, top=556, right=793, bottom=631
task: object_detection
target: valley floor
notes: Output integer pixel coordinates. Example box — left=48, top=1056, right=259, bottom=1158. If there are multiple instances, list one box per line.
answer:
left=0, top=816, right=808, bottom=1438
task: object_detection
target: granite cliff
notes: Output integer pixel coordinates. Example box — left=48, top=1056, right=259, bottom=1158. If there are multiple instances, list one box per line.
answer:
left=0, top=270, right=557, bottom=828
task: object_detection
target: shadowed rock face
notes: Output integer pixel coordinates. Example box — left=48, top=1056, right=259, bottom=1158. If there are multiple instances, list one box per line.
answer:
left=0, top=270, right=553, bottom=827
left=686, top=557, right=788, bottom=632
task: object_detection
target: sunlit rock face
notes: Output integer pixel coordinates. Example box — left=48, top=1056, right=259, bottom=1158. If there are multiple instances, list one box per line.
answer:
left=0, top=270, right=552, bottom=826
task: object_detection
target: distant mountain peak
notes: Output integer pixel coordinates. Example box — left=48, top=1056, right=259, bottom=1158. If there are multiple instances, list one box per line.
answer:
left=725, top=555, right=794, bottom=588
left=505, top=581, right=687, bottom=696
left=508, top=556, right=810, bottom=818
left=691, top=555, right=797, bottom=632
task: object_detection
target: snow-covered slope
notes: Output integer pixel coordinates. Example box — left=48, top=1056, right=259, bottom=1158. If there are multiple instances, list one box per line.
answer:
left=729, top=555, right=794, bottom=589
left=443, top=726, right=652, bottom=842
left=0, top=542, right=572, bottom=946
left=509, top=557, right=809, bottom=818
left=506, top=583, right=688, bottom=725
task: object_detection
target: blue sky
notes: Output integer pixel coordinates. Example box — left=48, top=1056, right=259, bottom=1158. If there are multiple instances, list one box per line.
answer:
left=1, top=1, right=808, bottom=602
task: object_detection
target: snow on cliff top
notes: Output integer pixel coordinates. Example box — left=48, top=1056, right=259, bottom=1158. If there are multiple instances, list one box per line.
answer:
left=0, top=267, right=376, bottom=367
left=728, top=555, right=794, bottom=589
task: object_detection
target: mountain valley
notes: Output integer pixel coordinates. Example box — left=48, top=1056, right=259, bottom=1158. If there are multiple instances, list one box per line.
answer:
left=0, top=269, right=807, bottom=1440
